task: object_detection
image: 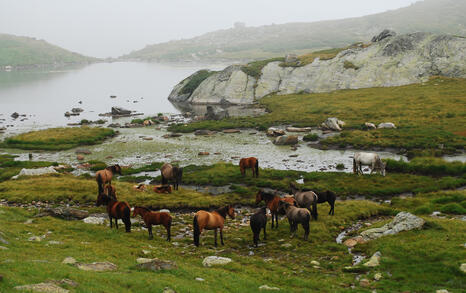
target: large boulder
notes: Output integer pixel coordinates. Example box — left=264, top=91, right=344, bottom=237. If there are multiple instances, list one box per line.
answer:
left=378, top=122, right=396, bottom=129
left=36, top=207, right=89, bottom=220
left=360, top=212, right=425, bottom=241
left=273, top=135, right=298, bottom=145
left=111, top=107, right=131, bottom=115
left=321, top=118, right=345, bottom=131
left=371, top=29, right=397, bottom=42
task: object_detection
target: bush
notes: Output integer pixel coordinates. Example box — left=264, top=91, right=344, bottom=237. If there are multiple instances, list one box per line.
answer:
left=439, top=203, right=466, bottom=214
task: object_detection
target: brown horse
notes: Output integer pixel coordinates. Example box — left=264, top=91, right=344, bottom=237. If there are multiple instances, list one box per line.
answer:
left=96, top=164, right=122, bottom=195
left=160, top=163, right=183, bottom=190
left=132, top=206, right=172, bottom=241
left=96, top=192, right=131, bottom=232
left=104, top=184, right=117, bottom=200
left=290, top=182, right=318, bottom=220
left=278, top=201, right=310, bottom=240
left=153, top=184, right=172, bottom=194
left=255, top=189, right=297, bottom=229
left=193, top=205, right=235, bottom=247
left=239, top=157, right=259, bottom=177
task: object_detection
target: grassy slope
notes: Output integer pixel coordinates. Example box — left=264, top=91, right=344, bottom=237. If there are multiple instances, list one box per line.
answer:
left=0, top=34, right=96, bottom=67
left=120, top=0, right=466, bottom=62
left=168, top=77, right=466, bottom=155
left=0, top=127, right=115, bottom=150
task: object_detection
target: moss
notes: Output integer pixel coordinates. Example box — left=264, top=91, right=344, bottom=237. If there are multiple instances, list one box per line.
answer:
left=343, top=60, right=359, bottom=70
left=180, top=70, right=216, bottom=95
left=241, top=57, right=285, bottom=79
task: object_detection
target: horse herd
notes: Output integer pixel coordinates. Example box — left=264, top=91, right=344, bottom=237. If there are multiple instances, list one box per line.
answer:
left=94, top=152, right=386, bottom=247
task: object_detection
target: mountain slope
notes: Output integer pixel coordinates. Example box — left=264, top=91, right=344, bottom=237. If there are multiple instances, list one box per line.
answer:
left=121, top=0, right=466, bottom=62
left=0, top=33, right=97, bottom=68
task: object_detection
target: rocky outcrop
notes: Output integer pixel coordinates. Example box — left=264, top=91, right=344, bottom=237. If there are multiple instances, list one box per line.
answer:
left=168, top=32, right=466, bottom=105
left=360, top=212, right=425, bottom=240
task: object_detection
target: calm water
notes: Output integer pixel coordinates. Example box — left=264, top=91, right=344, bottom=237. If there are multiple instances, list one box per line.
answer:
left=0, top=62, right=222, bottom=133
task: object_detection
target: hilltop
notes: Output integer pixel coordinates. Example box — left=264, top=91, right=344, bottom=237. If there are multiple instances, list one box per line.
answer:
left=121, top=0, right=466, bottom=63
left=0, top=33, right=98, bottom=69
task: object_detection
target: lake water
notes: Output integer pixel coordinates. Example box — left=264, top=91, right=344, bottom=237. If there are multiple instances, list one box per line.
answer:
left=0, top=62, right=223, bottom=133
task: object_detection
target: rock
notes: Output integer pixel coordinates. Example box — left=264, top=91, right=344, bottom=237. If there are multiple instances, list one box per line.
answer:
left=460, top=263, right=466, bottom=273
left=436, top=290, right=449, bottom=293
left=47, top=241, right=62, bottom=245
left=285, top=127, right=312, bottom=132
left=142, top=137, right=153, bottom=141
left=321, top=118, right=345, bottom=131
left=363, top=251, right=381, bottom=267
left=198, top=152, right=210, bottom=156
left=342, top=266, right=370, bottom=273
left=76, top=155, right=84, bottom=161
left=202, top=256, right=232, bottom=267
left=163, top=288, right=176, bottom=293
left=15, top=282, right=69, bottom=293
left=75, top=149, right=91, bottom=155
left=364, top=122, right=376, bottom=130
left=204, top=106, right=229, bottom=120
left=310, top=260, right=320, bottom=266
left=284, top=54, right=298, bottom=63
left=71, top=108, right=83, bottom=113
left=143, top=120, right=155, bottom=126
left=273, top=135, right=298, bottom=145
left=343, top=236, right=366, bottom=248
left=12, top=166, right=58, bottom=179
left=11, top=112, right=19, bottom=119
left=359, top=278, right=370, bottom=288
left=28, top=236, right=42, bottom=242
left=136, top=258, right=153, bottom=264
left=83, top=217, right=106, bottom=225
left=162, top=133, right=182, bottom=138
left=36, top=207, right=89, bottom=220
left=62, top=257, right=77, bottom=265
left=371, top=29, right=397, bottom=42
left=159, top=209, right=170, bottom=213
left=194, top=129, right=216, bottom=136
left=50, top=279, right=78, bottom=288
left=111, top=107, right=131, bottom=115
left=377, top=122, right=396, bottom=129
left=360, top=212, right=425, bottom=241
left=222, top=129, right=241, bottom=133
left=259, top=285, right=280, bottom=291
left=195, top=277, right=205, bottom=282
left=76, top=262, right=117, bottom=272
left=374, top=273, right=382, bottom=281
left=266, top=127, right=285, bottom=137
left=136, top=258, right=177, bottom=271
left=107, top=123, right=121, bottom=128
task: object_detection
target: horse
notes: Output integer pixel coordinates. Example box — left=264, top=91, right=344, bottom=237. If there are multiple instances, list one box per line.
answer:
left=96, top=164, right=122, bottom=195
left=153, top=184, right=172, bottom=194
left=353, top=152, right=386, bottom=176
left=255, top=189, right=297, bottom=229
left=132, top=206, right=172, bottom=241
left=250, top=206, right=267, bottom=247
left=96, top=192, right=131, bottom=232
left=239, top=157, right=259, bottom=177
left=160, top=163, right=183, bottom=190
left=278, top=201, right=310, bottom=240
left=301, top=189, right=336, bottom=216
left=104, top=184, right=117, bottom=200
left=193, top=205, right=235, bottom=247
left=290, top=182, right=318, bottom=220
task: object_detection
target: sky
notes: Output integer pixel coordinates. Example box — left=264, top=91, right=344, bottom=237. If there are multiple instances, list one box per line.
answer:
left=0, top=0, right=420, bottom=58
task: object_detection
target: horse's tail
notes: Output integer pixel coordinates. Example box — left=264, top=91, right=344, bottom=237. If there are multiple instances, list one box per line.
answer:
left=193, top=215, right=200, bottom=247
left=167, top=215, right=172, bottom=241
left=96, top=172, right=104, bottom=195
left=123, top=205, right=131, bottom=232
left=255, top=159, right=259, bottom=177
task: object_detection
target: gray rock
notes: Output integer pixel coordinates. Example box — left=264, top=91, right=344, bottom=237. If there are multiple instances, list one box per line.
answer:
left=321, top=118, right=345, bottom=131
left=194, top=129, right=216, bottom=136
left=107, top=123, right=121, bottom=128
left=83, top=216, right=106, bottom=225
left=111, top=107, right=131, bottom=115
left=62, top=257, right=77, bottom=265
left=15, top=282, right=69, bottom=293
left=273, top=135, right=298, bottom=145
left=75, top=149, right=91, bottom=155
left=71, top=108, right=84, bottom=113
left=11, top=112, right=19, bottom=119
left=371, top=29, right=397, bottom=42
left=361, top=212, right=425, bottom=241
left=204, top=105, right=229, bottom=120
left=284, top=54, right=298, bottom=63
left=76, top=262, right=117, bottom=272
left=0, top=234, right=9, bottom=245
left=377, top=122, right=396, bottom=129
left=136, top=258, right=176, bottom=271
left=266, top=127, right=285, bottom=137
left=36, top=207, right=89, bottom=220
left=259, top=285, right=280, bottom=290
left=363, top=251, right=381, bottom=267
left=202, top=256, right=232, bottom=267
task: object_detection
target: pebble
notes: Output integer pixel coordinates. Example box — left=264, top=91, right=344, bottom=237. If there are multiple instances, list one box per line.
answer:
left=259, top=285, right=280, bottom=290
left=195, top=277, right=205, bottom=282
left=62, top=257, right=77, bottom=265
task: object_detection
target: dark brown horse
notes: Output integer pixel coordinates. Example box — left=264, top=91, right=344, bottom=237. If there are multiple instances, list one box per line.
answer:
left=96, top=192, right=131, bottom=232
left=132, top=206, right=172, bottom=241
left=160, top=163, right=183, bottom=190
left=193, top=205, right=235, bottom=247
left=239, top=157, right=259, bottom=177
left=104, top=184, right=117, bottom=200
left=96, top=164, right=122, bottom=195
left=302, top=189, right=337, bottom=216
left=153, top=184, right=172, bottom=194
left=255, top=189, right=296, bottom=229
left=250, top=206, right=267, bottom=247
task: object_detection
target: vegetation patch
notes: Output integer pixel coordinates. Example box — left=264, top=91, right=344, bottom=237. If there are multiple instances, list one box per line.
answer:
left=241, top=57, right=285, bottom=79
left=385, top=157, right=466, bottom=177
left=280, top=48, right=345, bottom=67
left=303, top=133, right=319, bottom=142
left=0, top=154, right=59, bottom=182
left=391, top=189, right=466, bottom=215
left=0, top=127, right=115, bottom=150
left=180, top=70, right=216, bottom=95
left=343, top=60, right=359, bottom=70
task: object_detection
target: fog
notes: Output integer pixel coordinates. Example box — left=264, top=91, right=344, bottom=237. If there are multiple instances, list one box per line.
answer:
left=0, top=0, right=419, bottom=58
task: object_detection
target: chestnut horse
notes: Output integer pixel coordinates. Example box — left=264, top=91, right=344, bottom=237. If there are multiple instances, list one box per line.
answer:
left=96, top=192, right=131, bottom=232
left=255, top=188, right=297, bottom=229
left=153, top=184, right=172, bottom=194
left=193, top=205, right=235, bottom=247
left=239, top=157, right=259, bottom=177
left=96, top=164, right=122, bottom=195
left=132, top=206, right=172, bottom=241
left=160, top=163, right=183, bottom=190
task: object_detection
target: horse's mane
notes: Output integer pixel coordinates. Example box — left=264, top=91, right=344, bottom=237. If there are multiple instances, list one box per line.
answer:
left=214, top=205, right=231, bottom=218
left=134, top=206, right=151, bottom=212
left=259, top=189, right=277, bottom=201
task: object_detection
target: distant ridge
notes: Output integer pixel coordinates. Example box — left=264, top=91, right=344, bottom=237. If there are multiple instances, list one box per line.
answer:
left=0, top=33, right=98, bottom=69
left=121, top=0, right=466, bottom=63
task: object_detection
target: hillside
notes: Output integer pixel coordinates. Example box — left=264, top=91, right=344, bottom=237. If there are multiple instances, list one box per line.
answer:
left=121, top=0, right=466, bottom=63
left=0, top=33, right=97, bottom=69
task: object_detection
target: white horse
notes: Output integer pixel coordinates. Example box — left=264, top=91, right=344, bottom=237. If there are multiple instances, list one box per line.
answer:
left=353, top=152, right=386, bottom=176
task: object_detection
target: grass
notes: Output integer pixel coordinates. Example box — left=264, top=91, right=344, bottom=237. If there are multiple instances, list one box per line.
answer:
left=0, top=154, right=59, bottom=182
left=169, top=77, right=466, bottom=155
left=180, top=70, right=216, bottom=95
left=303, top=133, right=319, bottom=142
left=391, top=189, right=466, bottom=215
left=0, top=127, right=116, bottom=150
left=385, top=157, right=466, bottom=177
left=280, top=48, right=345, bottom=67
left=343, top=60, right=359, bottom=70
left=241, top=57, right=285, bottom=79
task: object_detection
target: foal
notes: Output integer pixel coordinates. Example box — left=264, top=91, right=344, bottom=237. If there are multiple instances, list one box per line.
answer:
left=250, top=206, right=267, bottom=247
left=278, top=201, right=310, bottom=240
left=193, top=205, right=235, bottom=247
left=132, top=206, right=172, bottom=241
left=96, top=192, right=131, bottom=232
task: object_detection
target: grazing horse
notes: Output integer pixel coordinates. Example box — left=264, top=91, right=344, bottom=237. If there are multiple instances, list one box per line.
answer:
left=301, top=189, right=336, bottom=216
left=153, top=184, right=172, bottom=194
left=160, top=163, right=183, bottom=190
left=239, top=157, right=259, bottom=178
left=250, top=207, right=267, bottom=247
left=96, top=164, right=122, bottom=195
left=255, top=189, right=297, bottom=229
left=290, top=182, right=318, bottom=220
left=132, top=206, right=172, bottom=241
left=353, top=152, right=386, bottom=176
left=96, top=192, right=131, bottom=232
left=278, top=201, right=310, bottom=240
left=193, top=205, right=235, bottom=247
